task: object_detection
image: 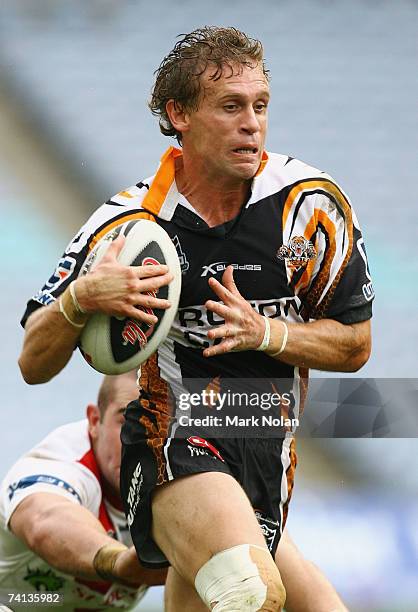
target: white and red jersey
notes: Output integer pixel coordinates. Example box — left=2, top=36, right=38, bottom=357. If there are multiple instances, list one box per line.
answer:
left=0, top=420, right=146, bottom=610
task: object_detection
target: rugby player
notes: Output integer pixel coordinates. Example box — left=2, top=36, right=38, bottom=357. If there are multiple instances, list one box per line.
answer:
left=19, top=27, right=372, bottom=611
left=0, top=371, right=165, bottom=610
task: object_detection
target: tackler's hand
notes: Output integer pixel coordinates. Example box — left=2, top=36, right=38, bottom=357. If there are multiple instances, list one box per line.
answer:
left=203, top=266, right=266, bottom=357
left=93, top=543, right=166, bottom=588
left=111, top=546, right=167, bottom=587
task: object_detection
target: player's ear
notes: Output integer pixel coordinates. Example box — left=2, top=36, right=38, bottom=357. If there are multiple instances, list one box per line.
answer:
left=166, top=99, right=190, bottom=134
left=87, top=404, right=101, bottom=439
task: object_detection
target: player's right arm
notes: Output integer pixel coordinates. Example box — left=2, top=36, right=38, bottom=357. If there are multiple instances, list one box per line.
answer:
left=19, top=236, right=172, bottom=384
left=9, top=492, right=166, bottom=586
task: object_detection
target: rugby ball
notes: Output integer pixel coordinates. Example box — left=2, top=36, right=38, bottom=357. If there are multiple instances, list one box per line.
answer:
left=79, top=219, right=181, bottom=374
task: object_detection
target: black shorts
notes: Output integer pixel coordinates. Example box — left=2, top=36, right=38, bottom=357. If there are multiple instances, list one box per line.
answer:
left=120, top=400, right=297, bottom=569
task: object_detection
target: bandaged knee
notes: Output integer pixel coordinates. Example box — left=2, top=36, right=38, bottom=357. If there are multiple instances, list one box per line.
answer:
left=194, top=544, right=285, bottom=611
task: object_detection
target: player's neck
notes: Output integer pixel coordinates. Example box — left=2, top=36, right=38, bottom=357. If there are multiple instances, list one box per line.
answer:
left=175, top=155, right=251, bottom=227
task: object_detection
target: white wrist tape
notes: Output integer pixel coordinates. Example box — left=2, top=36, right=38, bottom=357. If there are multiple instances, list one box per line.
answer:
left=59, top=296, right=85, bottom=328
left=195, top=544, right=268, bottom=611
left=256, top=316, right=271, bottom=351
left=269, top=321, right=289, bottom=357
left=93, top=542, right=127, bottom=582
left=69, top=280, right=87, bottom=314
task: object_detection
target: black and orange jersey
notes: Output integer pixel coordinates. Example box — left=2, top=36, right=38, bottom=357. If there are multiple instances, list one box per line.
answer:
left=22, top=146, right=374, bottom=418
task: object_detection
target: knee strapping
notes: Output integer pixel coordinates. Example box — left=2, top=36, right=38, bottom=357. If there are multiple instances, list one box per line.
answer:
left=195, top=544, right=285, bottom=611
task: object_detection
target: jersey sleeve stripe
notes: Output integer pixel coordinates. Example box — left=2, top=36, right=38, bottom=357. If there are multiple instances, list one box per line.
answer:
left=7, top=475, right=82, bottom=503
left=288, top=188, right=348, bottom=240
left=117, top=190, right=135, bottom=198
left=283, top=178, right=352, bottom=232
left=88, top=211, right=156, bottom=252
left=294, top=209, right=337, bottom=293
left=305, top=214, right=353, bottom=318
left=281, top=178, right=354, bottom=318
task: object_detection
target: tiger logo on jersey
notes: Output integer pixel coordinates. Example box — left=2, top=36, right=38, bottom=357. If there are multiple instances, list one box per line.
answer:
left=277, top=236, right=317, bottom=271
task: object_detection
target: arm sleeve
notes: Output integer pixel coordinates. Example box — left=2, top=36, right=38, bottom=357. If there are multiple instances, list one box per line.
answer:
left=322, top=225, right=374, bottom=324
left=1, top=457, right=101, bottom=529
left=296, top=182, right=374, bottom=324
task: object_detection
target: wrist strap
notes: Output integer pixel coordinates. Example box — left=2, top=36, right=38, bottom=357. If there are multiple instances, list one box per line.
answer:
left=93, top=543, right=127, bottom=582
left=59, top=284, right=89, bottom=328
left=256, top=316, right=271, bottom=351
left=269, top=321, right=289, bottom=357
left=69, top=280, right=87, bottom=314
left=59, top=296, right=85, bottom=328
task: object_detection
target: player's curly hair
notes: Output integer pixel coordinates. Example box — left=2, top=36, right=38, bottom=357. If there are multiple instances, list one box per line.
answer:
left=149, top=26, right=269, bottom=143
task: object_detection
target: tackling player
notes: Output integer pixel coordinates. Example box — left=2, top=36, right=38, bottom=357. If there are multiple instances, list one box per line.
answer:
left=0, top=371, right=164, bottom=610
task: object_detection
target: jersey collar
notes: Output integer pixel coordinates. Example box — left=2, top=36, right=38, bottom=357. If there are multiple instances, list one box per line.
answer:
left=78, top=437, right=124, bottom=511
left=141, top=146, right=269, bottom=221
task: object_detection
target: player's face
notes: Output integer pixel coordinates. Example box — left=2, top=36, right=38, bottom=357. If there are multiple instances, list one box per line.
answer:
left=184, top=62, right=269, bottom=182
left=91, top=378, right=139, bottom=498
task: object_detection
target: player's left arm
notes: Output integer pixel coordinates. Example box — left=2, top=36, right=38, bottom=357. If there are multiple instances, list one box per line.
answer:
left=204, top=266, right=370, bottom=371
left=270, top=315, right=371, bottom=372
left=205, top=187, right=373, bottom=372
